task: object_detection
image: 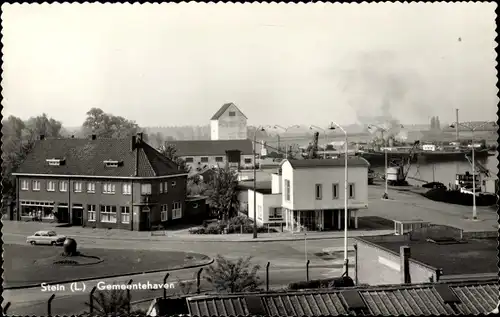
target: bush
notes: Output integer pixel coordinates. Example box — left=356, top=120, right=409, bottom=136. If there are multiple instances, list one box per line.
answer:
left=188, top=216, right=277, bottom=234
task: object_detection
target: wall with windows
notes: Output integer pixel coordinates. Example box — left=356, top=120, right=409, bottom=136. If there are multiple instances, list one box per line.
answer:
left=280, top=163, right=369, bottom=211
left=211, top=103, right=248, bottom=140
left=247, top=189, right=283, bottom=226
left=182, top=155, right=254, bottom=171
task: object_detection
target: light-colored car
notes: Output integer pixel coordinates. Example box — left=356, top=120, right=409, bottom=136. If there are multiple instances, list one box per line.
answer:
left=26, top=230, right=67, bottom=246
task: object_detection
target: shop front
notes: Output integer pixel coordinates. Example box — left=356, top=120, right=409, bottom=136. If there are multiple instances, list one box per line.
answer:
left=20, top=200, right=55, bottom=222
left=284, top=208, right=358, bottom=232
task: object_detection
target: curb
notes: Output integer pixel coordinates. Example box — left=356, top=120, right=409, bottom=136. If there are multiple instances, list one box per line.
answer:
left=4, top=257, right=214, bottom=290
left=4, top=232, right=391, bottom=243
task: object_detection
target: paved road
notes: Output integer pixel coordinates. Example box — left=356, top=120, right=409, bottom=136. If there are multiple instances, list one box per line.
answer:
left=4, top=259, right=354, bottom=316
left=3, top=233, right=355, bottom=316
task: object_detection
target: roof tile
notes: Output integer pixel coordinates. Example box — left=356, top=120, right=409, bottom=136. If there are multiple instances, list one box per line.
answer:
left=184, top=279, right=498, bottom=316
left=16, top=137, right=184, bottom=178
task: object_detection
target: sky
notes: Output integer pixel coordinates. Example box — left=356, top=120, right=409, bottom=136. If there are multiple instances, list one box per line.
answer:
left=2, top=2, right=498, bottom=128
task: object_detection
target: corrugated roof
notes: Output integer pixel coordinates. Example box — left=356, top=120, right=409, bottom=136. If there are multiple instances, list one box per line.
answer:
left=15, top=137, right=184, bottom=178
left=210, top=102, right=247, bottom=120
left=358, top=237, right=498, bottom=276
left=166, top=139, right=253, bottom=156
left=284, top=157, right=370, bottom=169
left=186, top=279, right=499, bottom=316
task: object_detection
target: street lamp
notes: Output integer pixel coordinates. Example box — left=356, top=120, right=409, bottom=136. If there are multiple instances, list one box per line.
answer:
left=253, top=126, right=266, bottom=239
left=449, top=121, right=495, bottom=220
left=367, top=124, right=404, bottom=200
left=329, top=121, right=349, bottom=277
left=309, top=125, right=328, bottom=159
left=273, top=125, right=301, bottom=159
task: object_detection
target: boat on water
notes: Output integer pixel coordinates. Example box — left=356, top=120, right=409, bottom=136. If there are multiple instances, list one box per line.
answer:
left=356, top=149, right=491, bottom=166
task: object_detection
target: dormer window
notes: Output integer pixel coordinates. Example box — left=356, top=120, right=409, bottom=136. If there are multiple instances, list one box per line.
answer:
left=46, top=158, right=65, bottom=166
left=104, top=160, right=123, bottom=168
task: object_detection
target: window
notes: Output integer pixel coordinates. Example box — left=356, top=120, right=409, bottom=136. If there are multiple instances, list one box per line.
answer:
left=332, top=183, right=339, bottom=199
left=163, top=182, right=168, bottom=193
left=161, top=204, right=168, bottom=222
left=269, top=207, right=282, bottom=220
left=47, top=181, right=56, bottom=192
left=121, top=206, right=130, bottom=224
left=172, top=202, right=182, bottom=219
left=285, top=180, right=291, bottom=201
left=185, top=157, right=194, bottom=163
left=159, top=182, right=164, bottom=193
left=171, top=181, right=176, bottom=187
left=74, top=182, right=83, bottom=193
left=122, top=183, right=131, bottom=195
left=100, top=205, right=117, bottom=223
left=32, top=180, right=41, bottom=191
left=315, top=184, right=322, bottom=200
left=257, top=205, right=263, bottom=220
left=229, top=111, right=236, bottom=116
left=21, top=180, right=29, bottom=191
left=87, top=205, right=96, bottom=222
left=215, top=157, right=224, bottom=162
left=141, top=183, right=152, bottom=195
left=201, top=157, right=209, bottom=163
left=102, top=183, right=116, bottom=194
left=244, top=158, right=252, bottom=164
left=87, top=182, right=96, bottom=193
left=59, top=181, right=68, bottom=192
left=349, top=183, right=355, bottom=199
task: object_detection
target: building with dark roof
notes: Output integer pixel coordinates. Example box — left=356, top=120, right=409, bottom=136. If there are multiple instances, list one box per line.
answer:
left=210, top=102, right=248, bottom=140
left=166, top=139, right=255, bottom=172
left=147, top=278, right=499, bottom=316
left=354, top=229, right=498, bottom=286
left=13, top=133, right=189, bottom=231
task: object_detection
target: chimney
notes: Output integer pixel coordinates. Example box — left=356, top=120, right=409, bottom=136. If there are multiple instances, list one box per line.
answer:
left=137, top=132, right=143, bottom=141
left=131, top=135, right=137, bottom=151
left=91, top=134, right=97, bottom=140
left=400, top=246, right=411, bottom=284
left=40, top=135, right=45, bottom=140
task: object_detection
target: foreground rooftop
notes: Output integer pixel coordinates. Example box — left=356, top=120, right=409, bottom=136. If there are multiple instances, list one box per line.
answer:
left=149, top=278, right=498, bottom=316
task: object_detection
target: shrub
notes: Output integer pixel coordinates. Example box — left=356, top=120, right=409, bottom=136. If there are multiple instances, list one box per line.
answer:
left=189, top=217, right=277, bottom=234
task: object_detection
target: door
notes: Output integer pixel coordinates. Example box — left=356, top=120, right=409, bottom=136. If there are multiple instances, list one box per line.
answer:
left=333, top=210, right=339, bottom=230
left=141, top=207, right=151, bottom=231
left=72, top=208, right=83, bottom=226
left=57, top=207, right=69, bottom=223
left=323, top=210, right=333, bottom=230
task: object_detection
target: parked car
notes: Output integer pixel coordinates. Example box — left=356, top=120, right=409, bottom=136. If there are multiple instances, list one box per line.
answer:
left=26, top=230, right=67, bottom=246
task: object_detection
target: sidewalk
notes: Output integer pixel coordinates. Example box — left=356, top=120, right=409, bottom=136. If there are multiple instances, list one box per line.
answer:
left=1, top=220, right=393, bottom=242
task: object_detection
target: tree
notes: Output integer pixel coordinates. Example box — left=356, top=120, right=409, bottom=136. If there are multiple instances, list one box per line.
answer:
left=203, top=255, right=262, bottom=293
left=82, top=108, right=140, bottom=139
left=1, top=114, right=63, bottom=200
left=206, top=168, right=240, bottom=221
left=187, top=175, right=209, bottom=196
left=159, top=143, right=189, bottom=173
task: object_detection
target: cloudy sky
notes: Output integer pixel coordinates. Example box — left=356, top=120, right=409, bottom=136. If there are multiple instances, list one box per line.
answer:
left=2, top=2, right=498, bottom=128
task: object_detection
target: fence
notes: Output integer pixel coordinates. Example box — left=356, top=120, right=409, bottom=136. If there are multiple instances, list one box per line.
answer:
left=5, top=259, right=348, bottom=315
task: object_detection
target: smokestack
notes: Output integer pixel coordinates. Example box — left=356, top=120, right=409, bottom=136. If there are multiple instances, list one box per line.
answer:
left=455, top=109, right=459, bottom=142
left=40, top=135, right=45, bottom=140
left=91, top=134, right=97, bottom=140
left=400, top=246, right=411, bottom=284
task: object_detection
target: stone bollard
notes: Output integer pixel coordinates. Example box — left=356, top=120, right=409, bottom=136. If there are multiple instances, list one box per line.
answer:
left=63, top=238, right=77, bottom=256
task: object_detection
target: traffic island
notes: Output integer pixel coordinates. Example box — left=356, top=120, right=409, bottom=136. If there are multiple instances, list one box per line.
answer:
left=3, top=243, right=212, bottom=289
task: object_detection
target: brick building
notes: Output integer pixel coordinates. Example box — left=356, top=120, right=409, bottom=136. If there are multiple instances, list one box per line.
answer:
left=13, top=133, right=188, bottom=231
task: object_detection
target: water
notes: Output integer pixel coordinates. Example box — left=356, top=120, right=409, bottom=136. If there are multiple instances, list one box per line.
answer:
left=372, top=155, right=498, bottom=187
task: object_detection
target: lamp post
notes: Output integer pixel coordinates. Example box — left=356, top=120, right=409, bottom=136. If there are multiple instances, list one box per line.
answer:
left=449, top=121, right=495, bottom=220
left=309, top=125, right=328, bottom=159
left=329, top=121, right=349, bottom=276
left=273, top=125, right=301, bottom=159
left=253, top=126, right=266, bottom=239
